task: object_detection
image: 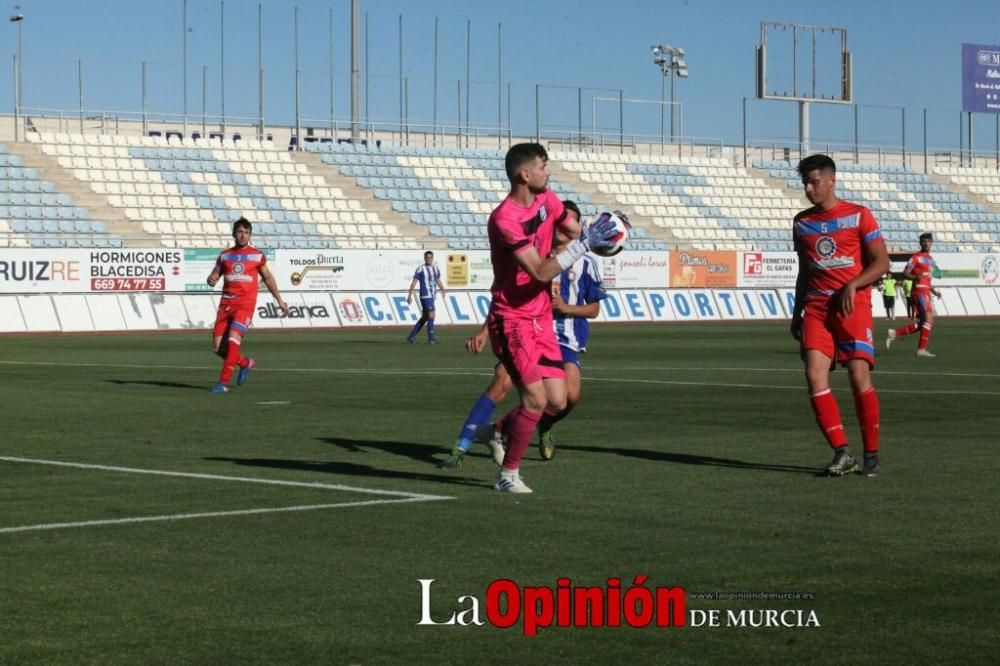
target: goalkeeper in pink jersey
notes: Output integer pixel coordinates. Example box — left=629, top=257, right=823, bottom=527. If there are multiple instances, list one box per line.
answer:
left=483, top=143, right=620, bottom=493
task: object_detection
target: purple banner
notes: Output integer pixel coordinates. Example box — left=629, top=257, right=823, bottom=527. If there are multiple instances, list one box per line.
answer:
left=963, top=43, right=1000, bottom=114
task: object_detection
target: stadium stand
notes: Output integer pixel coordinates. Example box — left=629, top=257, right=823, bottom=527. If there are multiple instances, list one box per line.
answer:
left=555, top=151, right=805, bottom=252
left=4, top=131, right=1000, bottom=253
left=308, top=141, right=669, bottom=251
left=0, top=141, right=123, bottom=248
left=762, top=160, right=1000, bottom=253
left=24, top=132, right=425, bottom=249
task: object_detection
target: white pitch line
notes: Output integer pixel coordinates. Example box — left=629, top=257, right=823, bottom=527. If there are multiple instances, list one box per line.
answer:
left=0, top=360, right=997, bottom=395
left=579, top=376, right=1000, bottom=396
left=1, top=358, right=998, bottom=379
left=0, top=456, right=451, bottom=501
left=256, top=401, right=290, bottom=405
left=0, top=497, right=446, bottom=535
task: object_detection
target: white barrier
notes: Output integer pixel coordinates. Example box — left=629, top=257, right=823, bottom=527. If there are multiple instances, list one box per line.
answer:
left=1, top=287, right=998, bottom=334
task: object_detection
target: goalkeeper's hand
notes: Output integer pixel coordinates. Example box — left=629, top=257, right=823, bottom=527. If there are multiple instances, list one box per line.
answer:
left=580, top=213, right=620, bottom=252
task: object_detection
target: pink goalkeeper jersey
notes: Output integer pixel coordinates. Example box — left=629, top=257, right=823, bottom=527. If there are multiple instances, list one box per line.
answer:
left=487, top=189, right=570, bottom=319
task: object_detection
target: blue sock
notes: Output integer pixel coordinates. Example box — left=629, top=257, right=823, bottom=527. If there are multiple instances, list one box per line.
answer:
left=408, top=317, right=426, bottom=339
left=427, top=319, right=436, bottom=340
left=456, top=395, right=496, bottom=451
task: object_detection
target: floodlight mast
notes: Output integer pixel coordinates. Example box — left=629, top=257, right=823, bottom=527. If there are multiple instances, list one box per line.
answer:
left=651, top=44, right=689, bottom=142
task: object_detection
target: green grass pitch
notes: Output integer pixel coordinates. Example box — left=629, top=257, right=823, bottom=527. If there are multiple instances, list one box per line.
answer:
left=0, top=320, right=996, bottom=664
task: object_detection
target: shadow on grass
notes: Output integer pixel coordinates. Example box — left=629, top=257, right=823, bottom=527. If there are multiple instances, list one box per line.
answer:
left=555, top=443, right=821, bottom=475
left=204, top=454, right=490, bottom=488
left=106, top=379, right=207, bottom=392
left=317, top=436, right=477, bottom=466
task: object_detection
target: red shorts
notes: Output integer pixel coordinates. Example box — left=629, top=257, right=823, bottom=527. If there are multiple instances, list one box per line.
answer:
left=213, top=300, right=256, bottom=338
left=911, top=292, right=933, bottom=317
left=487, top=313, right=566, bottom=386
left=801, top=298, right=875, bottom=368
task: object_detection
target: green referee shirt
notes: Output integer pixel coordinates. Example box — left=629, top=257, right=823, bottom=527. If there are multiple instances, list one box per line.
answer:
left=883, top=279, right=896, bottom=297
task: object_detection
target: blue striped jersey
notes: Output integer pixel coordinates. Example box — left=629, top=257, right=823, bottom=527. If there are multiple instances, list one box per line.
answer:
left=413, top=264, right=442, bottom=299
left=553, top=255, right=606, bottom=352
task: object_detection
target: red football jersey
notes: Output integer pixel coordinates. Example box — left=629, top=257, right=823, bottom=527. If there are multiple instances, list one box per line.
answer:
left=793, top=200, right=884, bottom=305
left=214, top=245, right=267, bottom=305
left=905, top=251, right=937, bottom=293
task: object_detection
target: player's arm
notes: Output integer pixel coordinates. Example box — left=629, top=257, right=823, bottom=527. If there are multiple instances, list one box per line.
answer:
left=465, top=322, right=489, bottom=354
left=513, top=217, right=621, bottom=283
left=436, top=278, right=446, bottom=298
left=837, top=241, right=890, bottom=316
left=406, top=277, right=418, bottom=304
left=206, top=259, right=222, bottom=287
left=556, top=213, right=582, bottom=240
left=790, top=251, right=808, bottom=340
left=258, top=264, right=291, bottom=317
left=553, top=298, right=600, bottom=319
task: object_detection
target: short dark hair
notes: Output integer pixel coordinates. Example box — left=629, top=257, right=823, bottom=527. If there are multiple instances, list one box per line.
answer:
left=919, top=232, right=933, bottom=242
left=505, top=142, right=548, bottom=181
left=233, top=217, right=252, bottom=233
left=424, top=250, right=434, bottom=257
left=562, top=200, right=581, bottom=220
left=796, top=154, right=836, bottom=178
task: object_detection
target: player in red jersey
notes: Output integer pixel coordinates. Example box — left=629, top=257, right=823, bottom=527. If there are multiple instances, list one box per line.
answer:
left=790, top=155, right=890, bottom=478
left=886, top=233, right=941, bottom=357
left=206, top=218, right=290, bottom=393
left=486, top=143, right=619, bottom=492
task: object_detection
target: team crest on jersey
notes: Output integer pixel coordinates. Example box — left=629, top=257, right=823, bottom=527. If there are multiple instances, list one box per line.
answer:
left=233, top=263, right=245, bottom=274
left=815, top=236, right=837, bottom=258
left=539, top=205, right=548, bottom=221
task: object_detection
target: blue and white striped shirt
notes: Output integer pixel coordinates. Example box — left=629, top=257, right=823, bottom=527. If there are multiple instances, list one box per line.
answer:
left=553, top=255, right=606, bottom=352
left=413, top=264, right=442, bottom=299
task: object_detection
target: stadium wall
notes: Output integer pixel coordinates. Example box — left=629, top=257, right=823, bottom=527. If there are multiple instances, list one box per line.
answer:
left=1, top=248, right=997, bottom=333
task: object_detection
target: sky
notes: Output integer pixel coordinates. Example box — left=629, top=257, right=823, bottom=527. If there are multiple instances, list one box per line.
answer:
left=2, top=0, right=1000, bottom=153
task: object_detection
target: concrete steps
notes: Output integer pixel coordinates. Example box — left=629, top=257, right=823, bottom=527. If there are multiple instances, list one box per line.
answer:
left=551, top=161, right=677, bottom=246
left=291, top=152, right=447, bottom=249
left=4, top=141, right=158, bottom=246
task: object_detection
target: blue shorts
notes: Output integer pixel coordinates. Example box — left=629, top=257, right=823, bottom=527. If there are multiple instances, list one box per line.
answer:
left=561, top=346, right=581, bottom=367
left=420, top=297, right=435, bottom=315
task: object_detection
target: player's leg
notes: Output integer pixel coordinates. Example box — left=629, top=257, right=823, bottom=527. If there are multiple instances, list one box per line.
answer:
left=212, top=304, right=231, bottom=358
left=915, top=295, right=935, bottom=356
left=214, top=326, right=246, bottom=392
left=440, top=365, right=513, bottom=469
left=888, top=296, right=920, bottom=348
left=490, top=318, right=550, bottom=492
left=538, top=351, right=580, bottom=461
left=407, top=301, right=428, bottom=343
left=837, top=304, right=881, bottom=477
left=211, top=307, right=233, bottom=392
left=846, top=360, right=880, bottom=477
left=425, top=298, right=438, bottom=343
left=802, top=308, right=856, bottom=475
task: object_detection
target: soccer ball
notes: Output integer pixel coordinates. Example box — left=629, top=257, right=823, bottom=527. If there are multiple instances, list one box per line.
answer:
left=590, top=211, right=631, bottom=257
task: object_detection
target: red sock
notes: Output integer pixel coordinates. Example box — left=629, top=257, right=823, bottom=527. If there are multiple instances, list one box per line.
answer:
left=501, top=406, right=543, bottom=471
left=810, top=388, right=847, bottom=449
left=918, top=323, right=932, bottom=350
left=219, top=337, right=243, bottom=384
left=895, top=322, right=918, bottom=337
left=853, top=387, right=880, bottom=454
